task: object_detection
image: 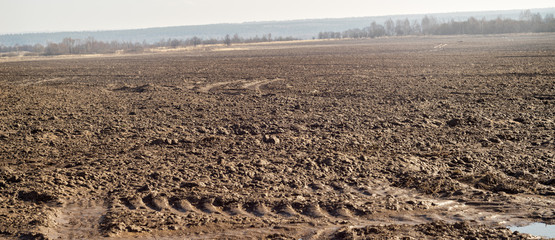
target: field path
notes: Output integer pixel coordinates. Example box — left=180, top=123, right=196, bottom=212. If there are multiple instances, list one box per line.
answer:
left=197, top=80, right=244, bottom=93
left=241, top=78, right=282, bottom=91
left=194, top=78, right=282, bottom=93
left=19, top=77, right=67, bottom=86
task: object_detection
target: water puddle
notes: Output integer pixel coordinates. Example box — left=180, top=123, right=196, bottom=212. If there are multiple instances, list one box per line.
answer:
left=509, top=223, right=555, bottom=239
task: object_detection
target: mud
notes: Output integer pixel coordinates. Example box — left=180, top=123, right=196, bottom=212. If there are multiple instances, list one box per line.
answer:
left=0, top=34, right=554, bottom=239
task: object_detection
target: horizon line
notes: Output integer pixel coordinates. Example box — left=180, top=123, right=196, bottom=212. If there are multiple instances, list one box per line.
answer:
left=1, top=7, right=554, bottom=36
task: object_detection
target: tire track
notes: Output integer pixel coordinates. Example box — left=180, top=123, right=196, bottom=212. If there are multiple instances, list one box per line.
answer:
left=19, top=77, right=67, bottom=86
left=196, top=80, right=243, bottom=93
left=110, top=180, right=545, bottom=236
left=193, top=78, right=283, bottom=93
left=110, top=183, right=451, bottom=223
left=241, top=78, right=282, bottom=91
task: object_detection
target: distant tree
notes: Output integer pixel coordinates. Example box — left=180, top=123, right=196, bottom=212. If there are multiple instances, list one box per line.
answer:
left=318, top=31, right=342, bottom=39
left=203, top=38, right=219, bottom=45
left=191, top=36, right=201, bottom=46
left=232, top=33, right=241, bottom=43
left=394, top=18, right=411, bottom=36
left=169, top=38, right=181, bottom=48
left=421, top=15, right=438, bottom=35
left=519, top=10, right=532, bottom=21
left=367, top=21, right=386, bottom=38
left=411, top=20, right=421, bottom=34
left=545, top=14, right=555, bottom=32
left=60, top=38, right=76, bottom=54
left=545, top=13, right=554, bottom=22
left=224, top=34, right=231, bottom=46
left=33, top=44, right=44, bottom=53
left=44, top=42, right=61, bottom=55
left=385, top=18, right=395, bottom=36
left=465, top=17, right=481, bottom=34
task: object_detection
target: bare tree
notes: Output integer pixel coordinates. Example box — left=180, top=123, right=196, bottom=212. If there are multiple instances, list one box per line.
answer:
left=191, top=36, right=201, bottom=47
left=421, top=15, right=437, bottom=35
left=385, top=19, right=395, bottom=36
left=224, top=34, right=231, bottom=46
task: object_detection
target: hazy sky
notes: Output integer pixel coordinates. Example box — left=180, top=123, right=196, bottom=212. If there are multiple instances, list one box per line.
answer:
left=1, top=0, right=553, bottom=34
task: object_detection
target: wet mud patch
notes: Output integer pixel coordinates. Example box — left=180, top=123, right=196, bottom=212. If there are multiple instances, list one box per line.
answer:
left=333, top=221, right=532, bottom=239
left=45, top=200, right=106, bottom=239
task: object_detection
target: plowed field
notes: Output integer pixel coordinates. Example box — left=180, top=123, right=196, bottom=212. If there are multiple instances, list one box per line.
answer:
left=1, top=34, right=554, bottom=239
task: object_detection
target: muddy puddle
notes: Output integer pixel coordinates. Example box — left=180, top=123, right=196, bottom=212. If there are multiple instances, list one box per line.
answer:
left=509, top=223, right=555, bottom=239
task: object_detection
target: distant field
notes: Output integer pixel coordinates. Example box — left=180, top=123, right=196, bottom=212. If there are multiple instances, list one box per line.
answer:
left=2, top=8, right=554, bottom=46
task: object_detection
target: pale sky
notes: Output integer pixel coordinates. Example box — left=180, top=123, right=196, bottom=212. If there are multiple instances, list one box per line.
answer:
left=1, top=0, right=553, bottom=34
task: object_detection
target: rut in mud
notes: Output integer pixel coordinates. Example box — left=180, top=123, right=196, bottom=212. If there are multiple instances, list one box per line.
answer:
left=0, top=34, right=553, bottom=239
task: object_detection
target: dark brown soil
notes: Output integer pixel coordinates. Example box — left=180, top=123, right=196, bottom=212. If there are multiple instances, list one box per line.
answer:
left=0, top=34, right=553, bottom=239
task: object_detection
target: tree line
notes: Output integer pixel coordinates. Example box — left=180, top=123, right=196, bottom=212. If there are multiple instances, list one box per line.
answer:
left=318, top=10, right=555, bottom=39
left=0, top=33, right=297, bottom=56
left=2, top=10, right=554, bottom=56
